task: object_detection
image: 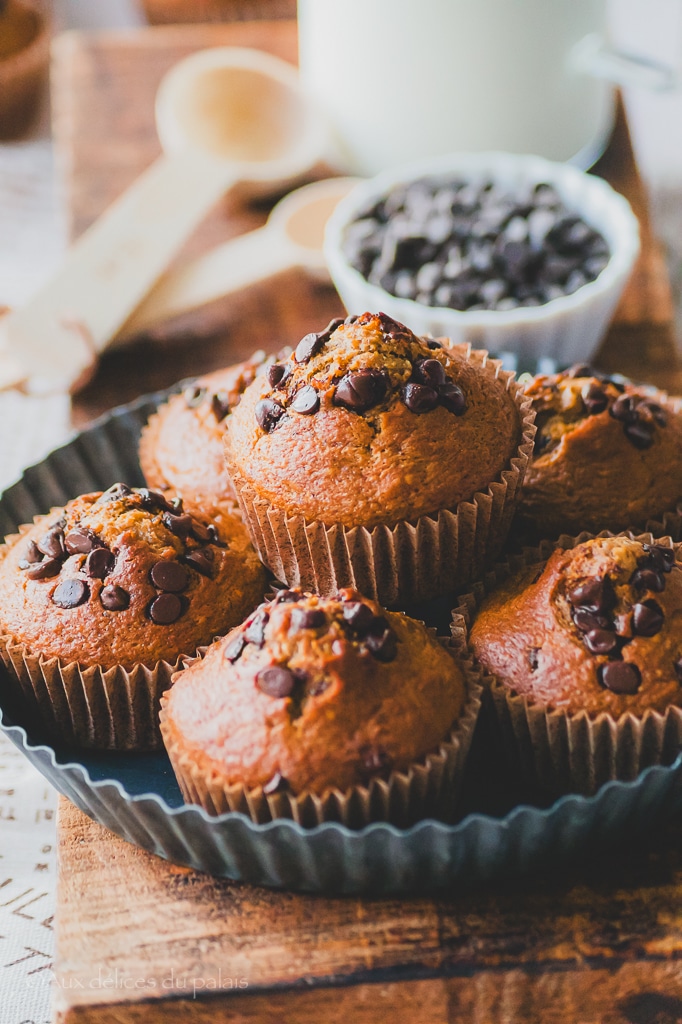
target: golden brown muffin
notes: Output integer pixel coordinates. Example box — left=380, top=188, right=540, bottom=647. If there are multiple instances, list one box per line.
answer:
left=225, top=312, right=522, bottom=529
left=0, top=483, right=267, bottom=669
left=161, top=587, right=475, bottom=823
left=139, top=354, right=267, bottom=511
left=517, top=366, right=682, bottom=537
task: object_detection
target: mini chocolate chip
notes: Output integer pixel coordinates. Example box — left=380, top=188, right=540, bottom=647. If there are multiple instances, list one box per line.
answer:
left=224, top=633, right=247, bottom=662
left=255, top=398, right=286, bottom=432
left=631, top=567, right=665, bottom=593
left=573, top=608, right=610, bottom=632
left=584, top=629, right=619, bottom=655
left=211, top=391, right=231, bottom=422
left=333, top=369, right=387, bottom=412
left=38, top=527, right=65, bottom=560
left=22, top=540, right=42, bottom=564
left=184, top=549, right=215, bottom=578
left=438, top=381, right=467, bottom=415
left=290, top=385, right=320, bottom=415
left=184, top=385, right=206, bottom=407
left=163, top=512, right=193, bottom=539
left=360, top=745, right=393, bottom=779
left=85, top=547, right=115, bottom=579
left=256, top=666, right=295, bottom=698
left=632, top=600, right=664, bottom=637
left=343, top=601, right=375, bottom=634
left=413, top=357, right=446, bottom=387
left=262, top=772, right=288, bottom=795
left=150, top=560, right=188, bottom=593
left=582, top=383, right=609, bottom=416
left=567, top=576, right=615, bottom=613
left=64, top=528, right=97, bottom=555
left=245, top=609, right=269, bottom=646
left=675, top=656, right=682, bottom=683
left=149, top=593, right=183, bottom=625
left=624, top=421, right=655, bottom=449
left=267, top=363, right=286, bottom=388
left=52, top=579, right=89, bottom=609
left=365, top=628, right=398, bottom=662
left=100, top=585, right=129, bottom=611
left=401, top=382, right=439, bottom=414
left=290, top=607, right=326, bottom=630
left=26, top=557, right=61, bottom=580
left=600, top=660, right=641, bottom=694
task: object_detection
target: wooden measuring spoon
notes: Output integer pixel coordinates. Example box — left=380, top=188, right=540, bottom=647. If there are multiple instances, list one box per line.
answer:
left=0, top=46, right=329, bottom=392
left=117, top=176, right=358, bottom=340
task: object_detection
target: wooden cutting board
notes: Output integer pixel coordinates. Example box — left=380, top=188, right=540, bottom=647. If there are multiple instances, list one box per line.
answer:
left=49, top=22, right=682, bottom=1024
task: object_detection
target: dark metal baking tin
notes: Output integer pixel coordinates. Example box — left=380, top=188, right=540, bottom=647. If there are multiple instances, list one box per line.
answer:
left=1, top=385, right=681, bottom=895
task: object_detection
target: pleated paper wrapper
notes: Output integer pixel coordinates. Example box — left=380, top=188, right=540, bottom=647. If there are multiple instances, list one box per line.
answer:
left=451, top=531, right=682, bottom=797
left=225, top=349, right=536, bottom=607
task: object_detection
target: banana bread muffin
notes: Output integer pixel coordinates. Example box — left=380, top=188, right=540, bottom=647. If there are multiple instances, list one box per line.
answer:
left=139, top=354, right=267, bottom=512
left=161, top=586, right=481, bottom=826
left=224, top=312, right=534, bottom=604
left=0, top=483, right=267, bottom=748
left=517, top=366, right=682, bottom=537
left=466, top=534, right=682, bottom=793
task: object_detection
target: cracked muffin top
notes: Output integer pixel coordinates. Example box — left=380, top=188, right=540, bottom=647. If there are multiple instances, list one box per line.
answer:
left=139, top=354, right=267, bottom=512
left=224, top=312, right=522, bottom=528
left=469, top=535, right=682, bottom=718
left=0, top=484, right=267, bottom=669
left=160, top=586, right=466, bottom=795
left=517, top=365, right=682, bottom=537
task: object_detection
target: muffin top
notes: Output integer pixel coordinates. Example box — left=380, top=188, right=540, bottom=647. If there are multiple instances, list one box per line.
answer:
left=0, top=484, right=267, bottom=669
left=518, top=365, right=682, bottom=536
left=139, top=354, right=267, bottom=510
left=469, top=535, right=682, bottom=718
left=224, top=312, right=522, bottom=528
left=161, top=587, right=466, bottom=795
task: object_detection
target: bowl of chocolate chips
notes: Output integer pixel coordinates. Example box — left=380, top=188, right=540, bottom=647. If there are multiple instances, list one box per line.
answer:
left=325, top=151, right=640, bottom=366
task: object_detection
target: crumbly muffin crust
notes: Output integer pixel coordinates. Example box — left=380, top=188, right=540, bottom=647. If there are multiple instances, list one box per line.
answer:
left=0, top=484, right=267, bottom=668
left=139, top=355, right=267, bottom=510
left=224, top=312, right=521, bottom=529
left=162, top=587, right=466, bottom=795
left=469, top=535, right=682, bottom=718
left=518, top=366, right=682, bottom=536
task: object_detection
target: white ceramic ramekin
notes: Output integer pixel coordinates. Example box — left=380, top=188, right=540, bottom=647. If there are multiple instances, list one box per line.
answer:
left=324, top=152, right=640, bottom=366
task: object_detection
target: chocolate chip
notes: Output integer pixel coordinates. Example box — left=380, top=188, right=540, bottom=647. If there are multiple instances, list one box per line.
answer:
left=632, top=600, right=664, bottom=637
left=295, top=332, right=325, bottom=364
left=162, top=512, right=193, bottom=539
left=584, top=629, right=619, bottom=655
left=401, top=382, right=439, bottom=414
left=360, top=745, right=393, bottom=780
left=206, top=524, right=223, bottom=546
left=438, top=381, right=467, bottom=415
left=262, top=772, right=288, bottom=795
left=642, top=544, right=675, bottom=573
left=64, top=528, right=97, bottom=555
left=624, top=421, right=655, bottom=449
left=149, top=593, right=183, bottom=625
left=85, top=547, right=114, bottom=579
left=333, top=369, right=388, bottom=412
left=427, top=339, right=443, bottom=349
left=210, top=391, right=231, bottom=422
left=245, top=609, right=269, bottom=646
left=273, top=588, right=303, bottom=604
left=582, top=383, right=609, bottom=416
left=267, top=363, right=286, bottom=388
left=26, top=557, right=61, bottom=580
left=609, top=394, right=639, bottom=423
left=224, top=633, right=247, bottom=662
left=100, top=482, right=132, bottom=503
left=21, top=540, right=41, bottom=564
left=567, top=576, right=615, bottom=613
left=639, top=400, right=667, bottom=428
left=38, top=527, right=65, bottom=560
left=184, top=549, right=215, bottom=578
left=100, top=585, right=129, bottom=611
left=190, top=519, right=211, bottom=543
left=52, top=579, right=88, bottom=609
left=139, top=488, right=175, bottom=514
left=365, top=626, right=398, bottom=662
left=256, top=666, right=295, bottom=698
left=343, top=601, right=375, bottom=634
left=573, top=608, right=610, bottom=632
left=599, top=660, right=641, bottom=694
left=290, top=385, right=320, bottom=415
left=184, top=385, right=206, bottom=407
left=150, top=561, right=188, bottom=593
left=255, top=398, right=286, bottom=432
left=413, top=358, right=446, bottom=388
left=290, top=607, right=326, bottom=630
left=528, top=647, right=539, bottom=670
left=631, top=568, right=665, bottom=593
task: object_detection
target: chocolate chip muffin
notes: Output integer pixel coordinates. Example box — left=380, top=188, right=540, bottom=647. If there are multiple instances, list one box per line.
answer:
left=516, top=366, right=682, bottom=537
left=161, top=587, right=481, bottom=827
left=224, top=312, right=535, bottom=604
left=0, top=484, right=267, bottom=749
left=464, top=534, right=682, bottom=794
left=139, top=354, right=267, bottom=512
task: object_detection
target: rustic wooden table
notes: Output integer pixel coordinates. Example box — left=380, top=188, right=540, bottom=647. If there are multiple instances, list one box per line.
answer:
left=49, top=21, right=682, bottom=1024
